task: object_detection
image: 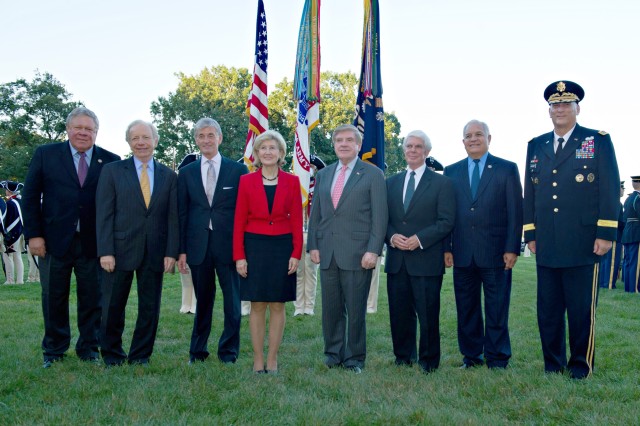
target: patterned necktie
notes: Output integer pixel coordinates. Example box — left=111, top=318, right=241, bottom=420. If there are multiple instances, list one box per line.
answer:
left=78, top=152, right=88, bottom=187
left=140, top=163, right=151, bottom=208
left=404, top=171, right=416, bottom=212
left=556, top=137, right=565, bottom=157
left=471, top=159, right=480, bottom=199
left=205, top=160, right=216, bottom=205
left=332, top=164, right=348, bottom=208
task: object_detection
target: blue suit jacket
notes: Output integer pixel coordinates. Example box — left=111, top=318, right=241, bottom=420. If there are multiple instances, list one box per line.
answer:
left=177, top=156, right=248, bottom=266
left=444, top=153, right=523, bottom=268
left=22, top=141, right=120, bottom=258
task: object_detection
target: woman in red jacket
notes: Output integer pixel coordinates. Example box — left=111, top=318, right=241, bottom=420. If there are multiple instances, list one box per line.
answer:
left=233, top=130, right=303, bottom=373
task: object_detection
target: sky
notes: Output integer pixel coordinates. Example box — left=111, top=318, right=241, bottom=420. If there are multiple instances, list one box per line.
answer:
left=2, top=0, right=638, bottom=186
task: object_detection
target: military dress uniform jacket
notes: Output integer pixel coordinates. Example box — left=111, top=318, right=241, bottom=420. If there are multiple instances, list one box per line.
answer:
left=523, top=124, right=620, bottom=268
left=621, top=192, right=640, bottom=244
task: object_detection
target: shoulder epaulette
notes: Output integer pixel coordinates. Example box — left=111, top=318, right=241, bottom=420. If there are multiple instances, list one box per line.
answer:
left=598, top=130, right=608, bottom=136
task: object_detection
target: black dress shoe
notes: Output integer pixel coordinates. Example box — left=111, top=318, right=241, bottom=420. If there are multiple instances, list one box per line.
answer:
left=43, top=357, right=62, bottom=369
left=253, top=369, right=267, bottom=374
left=344, top=365, right=362, bottom=374
left=129, top=359, right=149, bottom=366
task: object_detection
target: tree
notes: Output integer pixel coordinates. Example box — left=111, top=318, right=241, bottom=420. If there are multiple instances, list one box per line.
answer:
left=151, top=67, right=404, bottom=174
left=0, top=71, right=82, bottom=180
left=150, top=66, right=252, bottom=166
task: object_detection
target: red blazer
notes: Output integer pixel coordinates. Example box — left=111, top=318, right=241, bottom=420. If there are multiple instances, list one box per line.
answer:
left=233, top=169, right=303, bottom=261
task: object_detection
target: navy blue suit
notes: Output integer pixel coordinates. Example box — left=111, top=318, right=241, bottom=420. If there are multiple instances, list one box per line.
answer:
left=178, top=156, right=248, bottom=362
left=524, top=124, right=620, bottom=378
left=22, top=141, right=120, bottom=362
left=444, top=153, right=522, bottom=368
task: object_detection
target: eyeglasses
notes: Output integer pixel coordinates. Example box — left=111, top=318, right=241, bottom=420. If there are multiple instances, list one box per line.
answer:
left=71, top=126, right=97, bottom=133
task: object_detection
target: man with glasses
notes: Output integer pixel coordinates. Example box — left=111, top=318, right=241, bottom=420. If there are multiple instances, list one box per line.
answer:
left=523, top=81, right=620, bottom=379
left=22, top=107, right=120, bottom=368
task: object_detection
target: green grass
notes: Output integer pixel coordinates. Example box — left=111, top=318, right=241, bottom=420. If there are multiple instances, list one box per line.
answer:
left=1, top=256, right=639, bottom=425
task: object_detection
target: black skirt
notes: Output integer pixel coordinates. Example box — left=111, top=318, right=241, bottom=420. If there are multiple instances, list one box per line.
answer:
left=240, top=232, right=296, bottom=302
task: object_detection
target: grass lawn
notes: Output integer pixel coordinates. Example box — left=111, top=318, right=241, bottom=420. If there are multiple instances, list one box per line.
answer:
left=1, top=255, right=639, bottom=425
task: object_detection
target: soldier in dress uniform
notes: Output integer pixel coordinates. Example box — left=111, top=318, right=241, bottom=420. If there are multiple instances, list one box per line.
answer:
left=1, top=181, right=25, bottom=285
left=598, top=181, right=625, bottom=289
left=523, top=80, right=620, bottom=379
left=621, top=176, right=640, bottom=293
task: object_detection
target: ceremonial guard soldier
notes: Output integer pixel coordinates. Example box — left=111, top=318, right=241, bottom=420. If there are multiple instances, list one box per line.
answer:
left=621, top=177, right=640, bottom=293
left=523, top=80, right=620, bottom=379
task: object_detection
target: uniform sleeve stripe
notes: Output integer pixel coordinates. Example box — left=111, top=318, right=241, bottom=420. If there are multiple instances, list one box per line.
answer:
left=523, top=223, right=536, bottom=231
left=597, top=219, right=618, bottom=228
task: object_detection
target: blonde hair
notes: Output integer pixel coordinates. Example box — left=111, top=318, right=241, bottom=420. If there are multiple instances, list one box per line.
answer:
left=252, top=130, right=287, bottom=168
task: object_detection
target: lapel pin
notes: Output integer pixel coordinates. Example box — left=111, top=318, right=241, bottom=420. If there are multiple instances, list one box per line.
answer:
left=98, top=159, right=103, bottom=163
left=487, top=165, right=492, bottom=169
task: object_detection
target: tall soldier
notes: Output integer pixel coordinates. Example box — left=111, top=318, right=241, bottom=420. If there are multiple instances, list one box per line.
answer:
left=621, top=177, right=640, bottom=293
left=22, top=107, right=120, bottom=368
left=524, top=81, right=620, bottom=379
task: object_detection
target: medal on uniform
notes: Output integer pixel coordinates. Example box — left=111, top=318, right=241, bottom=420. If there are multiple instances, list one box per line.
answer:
left=587, top=173, right=595, bottom=183
left=576, top=174, right=584, bottom=183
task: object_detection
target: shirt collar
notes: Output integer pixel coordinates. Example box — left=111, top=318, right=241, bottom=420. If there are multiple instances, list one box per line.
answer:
left=201, top=152, right=221, bottom=166
left=554, top=124, right=576, bottom=143
left=406, top=163, right=427, bottom=178
left=69, top=142, right=94, bottom=160
left=134, top=156, right=154, bottom=171
left=468, top=152, right=489, bottom=168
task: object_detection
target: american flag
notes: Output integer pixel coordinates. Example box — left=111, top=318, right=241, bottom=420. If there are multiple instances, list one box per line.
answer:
left=243, top=0, right=268, bottom=170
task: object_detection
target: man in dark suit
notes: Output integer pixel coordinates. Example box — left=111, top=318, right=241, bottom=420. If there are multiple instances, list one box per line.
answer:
left=177, top=117, right=248, bottom=364
left=444, top=120, right=523, bottom=369
left=308, top=124, right=388, bottom=373
left=524, top=81, right=620, bottom=379
left=385, top=130, right=455, bottom=374
left=621, top=177, right=640, bottom=293
left=96, top=120, right=178, bottom=366
left=22, top=107, right=120, bottom=368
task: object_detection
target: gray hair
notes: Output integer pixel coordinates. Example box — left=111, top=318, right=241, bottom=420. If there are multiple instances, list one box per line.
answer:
left=125, top=120, right=158, bottom=142
left=332, top=124, right=362, bottom=145
left=403, top=130, right=432, bottom=151
left=193, top=118, right=222, bottom=138
left=66, top=107, right=99, bottom=130
left=463, top=120, right=490, bottom=138
left=253, top=130, right=287, bottom=168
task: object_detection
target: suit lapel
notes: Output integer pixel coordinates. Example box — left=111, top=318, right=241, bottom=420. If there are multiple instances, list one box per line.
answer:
left=458, top=161, right=473, bottom=202
left=149, top=160, right=165, bottom=210
left=541, top=131, right=555, bottom=160
left=407, top=168, right=432, bottom=213
left=84, top=146, right=104, bottom=187
left=556, top=124, right=582, bottom=166
left=390, top=172, right=406, bottom=218
left=475, top=154, right=496, bottom=200
left=60, top=141, right=81, bottom=186
left=124, top=157, right=147, bottom=209
left=336, top=160, right=365, bottom=210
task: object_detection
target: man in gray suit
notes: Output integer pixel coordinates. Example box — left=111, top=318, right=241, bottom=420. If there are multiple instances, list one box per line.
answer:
left=308, top=124, right=388, bottom=373
left=96, top=120, right=179, bottom=366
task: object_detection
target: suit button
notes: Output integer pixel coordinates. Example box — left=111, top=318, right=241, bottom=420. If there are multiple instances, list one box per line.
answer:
left=553, top=195, right=557, bottom=199
left=402, top=221, right=407, bottom=224
left=554, top=208, right=559, bottom=213
left=552, top=169, right=557, bottom=174
left=470, top=207, right=474, bottom=211
left=552, top=182, right=557, bottom=187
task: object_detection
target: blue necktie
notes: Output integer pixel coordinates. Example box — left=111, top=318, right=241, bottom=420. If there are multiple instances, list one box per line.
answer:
left=404, top=171, right=416, bottom=212
left=471, top=159, right=480, bottom=199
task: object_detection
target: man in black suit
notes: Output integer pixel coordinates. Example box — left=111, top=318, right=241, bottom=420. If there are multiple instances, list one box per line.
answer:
left=22, top=107, right=120, bottom=368
left=96, top=120, right=178, bottom=366
left=177, top=117, right=248, bottom=364
left=444, top=120, right=523, bottom=369
left=385, top=130, right=455, bottom=373
left=524, top=81, right=620, bottom=379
